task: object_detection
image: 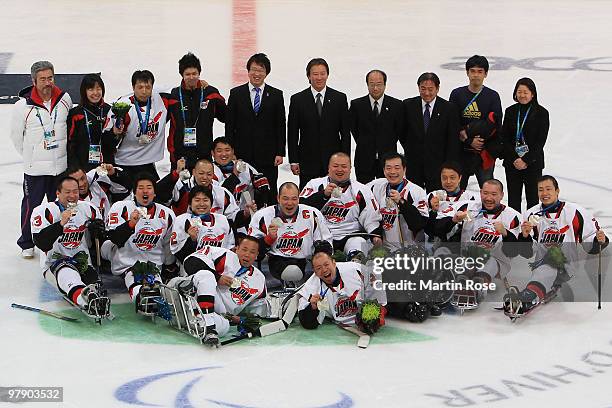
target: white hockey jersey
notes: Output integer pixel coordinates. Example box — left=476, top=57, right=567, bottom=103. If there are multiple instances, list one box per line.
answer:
left=104, top=92, right=174, bottom=166
left=368, top=178, right=428, bottom=247
left=107, top=200, right=175, bottom=275
left=300, top=177, right=382, bottom=240
left=297, top=261, right=366, bottom=325
left=444, top=201, right=521, bottom=264
left=31, top=200, right=102, bottom=270
left=523, top=201, right=601, bottom=265
left=81, top=169, right=113, bottom=222
left=212, top=161, right=267, bottom=208
left=171, top=176, right=240, bottom=220
left=170, top=212, right=234, bottom=254
left=185, top=246, right=266, bottom=315
left=248, top=204, right=332, bottom=258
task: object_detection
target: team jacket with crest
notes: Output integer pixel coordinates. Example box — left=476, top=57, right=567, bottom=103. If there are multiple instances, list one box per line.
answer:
left=300, top=177, right=382, bottom=240
left=368, top=178, right=429, bottom=246
left=107, top=200, right=175, bottom=275
left=170, top=176, right=241, bottom=222
left=426, top=189, right=479, bottom=241
left=31, top=201, right=102, bottom=270
left=520, top=201, right=606, bottom=265
left=103, top=92, right=178, bottom=166
left=248, top=204, right=332, bottom=258
left=184, top=246, right=266, bottom=315
left=170, top=212, right=234, bottom=262
left=297, top=262, right=365, bottom=325
left=212, top=160, right=269, bottom=208
left=437, top=201, right=521, bottom=261
left=168, top=82, right=226, bottom=166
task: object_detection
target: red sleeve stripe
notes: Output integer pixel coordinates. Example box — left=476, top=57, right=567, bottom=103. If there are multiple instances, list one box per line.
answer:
left=509, top=216, right=519, bottom=230
left=573, top=210, right=584, bottom=243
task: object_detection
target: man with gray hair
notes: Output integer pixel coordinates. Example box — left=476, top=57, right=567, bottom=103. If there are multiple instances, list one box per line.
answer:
left=10, top=61, right=73, bottom=258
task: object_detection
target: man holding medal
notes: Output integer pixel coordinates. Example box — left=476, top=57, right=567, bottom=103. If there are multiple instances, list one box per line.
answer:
left=168, top=53, right=226, bottom=171
left=105, top=70, right=178, bottom=185
left=11, top=61, right=73, bottom=259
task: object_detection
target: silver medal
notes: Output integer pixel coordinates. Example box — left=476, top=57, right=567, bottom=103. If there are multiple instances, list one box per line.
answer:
left=230, top=278, right=241, bottom=289
left=190, top=217, right=202, bottom=227
left=235, top=160, right=247, bottom=173
left=317, top=299, right=330, bottom=312
left=137, top=206, right=149, bottom=220
left=95, top=165, right=108, bottom=177
left=528, top=214, right=540, bottom=226
left=270, top=217, right=284, bottom=228
left=436, top=190, right=447, bottom=201
left=179, top=169, right=191, bottom=181
left=332, top=186, right=342, bottom=198
left=67, top=201, right=78, bottom=216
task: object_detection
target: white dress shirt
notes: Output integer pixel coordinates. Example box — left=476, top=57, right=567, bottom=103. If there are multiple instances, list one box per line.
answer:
left=421, top=97, right=436, bottom=115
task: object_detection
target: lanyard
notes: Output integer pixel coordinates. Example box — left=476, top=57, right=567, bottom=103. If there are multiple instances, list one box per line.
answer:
left=35, top=106, right=58, bottom=133
left=536, top=201, right=561, bottom=216
left=179, top=86, right=204, bottom=128
left=320, top=281, right=330, bottom=298
left=83, top=106, right=103, bottom=144
left=462, top=89, right=482, bottom=114
left=386, top=179, right=406, bottom=197
left=133, top=97, right=151, bottom=136
left=235, top=266, right=250, bottom=277
left=515, top=106, right=531, bottom=142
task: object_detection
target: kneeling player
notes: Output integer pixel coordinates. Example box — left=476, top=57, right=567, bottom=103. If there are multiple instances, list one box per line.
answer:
left=507, top=175, right=609, bottom=317
left=171, top=185, right=234, bottom=264
left=249, top=182, right=332, bottom=285
left=106, top=173, right=176, bottom=313
left=169, top=237, right=266, bottom=346
left=31, top=176, right=109, bottom=319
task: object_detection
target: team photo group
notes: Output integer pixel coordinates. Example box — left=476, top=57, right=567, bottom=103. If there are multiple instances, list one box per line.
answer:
left=10, top=51, right=609, bottom=346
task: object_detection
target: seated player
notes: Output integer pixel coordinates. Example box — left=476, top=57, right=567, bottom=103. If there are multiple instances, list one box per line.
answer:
left=368, top=153, right=428, bottom=251
left=169, top=159, right=252, bottom=230
left=31, top=176, right=108, bottom=317
left=168, top=236, right=266, bottom=346
left=300, top=152, right=382, bottom=262
left=433, top=179, right=521, bottom=308
left=105, top=173, right=176, bottom=313
left=211, top=137, right=270, bottom=210
left=425, top=161, right=478, bottom=245
left=249, top=182, right=332, bottom=285
left=297, top=251, right=385, bottom=329
left=170, top=185, right=234, bottom=264
left=66, top=165, right=114, bottom=221
left=508, top=175, right=608, bottom=316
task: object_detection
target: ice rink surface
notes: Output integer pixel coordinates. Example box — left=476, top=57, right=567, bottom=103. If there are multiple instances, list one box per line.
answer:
left=1, top=1, right=612, bottom=407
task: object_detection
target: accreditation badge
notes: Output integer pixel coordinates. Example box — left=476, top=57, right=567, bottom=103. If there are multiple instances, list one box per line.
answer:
left=88, top=144, right=102, bottom=164
left=515, top=143, right=529, bottom=158
left=43, top=130, right=58, bottom=150
left=183, top=128, right=197, bottom=147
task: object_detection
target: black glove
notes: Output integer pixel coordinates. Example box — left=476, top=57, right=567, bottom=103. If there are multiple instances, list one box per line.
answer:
left=86, top=218, right=106, bottom=241
left=161, top=262, right=180, bottom=284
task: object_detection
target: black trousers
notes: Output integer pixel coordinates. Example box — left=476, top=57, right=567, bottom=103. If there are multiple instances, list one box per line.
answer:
left=18, top=174, right=57, bottom=249
left=459, top=152, right=494, bottom=189
left=505, top=165, right=542, bottom=212
left=355, top=160, right=384, bottom=185
left=120, top=163, right=160, bottom=189
left=299, top=171, right=325, bottom=190
left=256, top=164, right=279, bottom=200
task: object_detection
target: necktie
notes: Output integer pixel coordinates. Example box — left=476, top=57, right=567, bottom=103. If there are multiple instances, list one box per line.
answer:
left=316, top=93, right=322, bottom=117
left=254, top=87, right=261, bottom=114
left=423, top=103, right=431, bottom=132
left=373, top=100, right=379, bottom=117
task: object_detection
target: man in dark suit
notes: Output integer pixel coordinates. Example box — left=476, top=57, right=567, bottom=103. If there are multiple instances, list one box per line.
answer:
left=288, top=58, right=350, bottom=188
left=226, top=53, right=286, bottom=197
left=349, top=69, right=404, bottom=184
left=403, top=72, right=461, bottom=192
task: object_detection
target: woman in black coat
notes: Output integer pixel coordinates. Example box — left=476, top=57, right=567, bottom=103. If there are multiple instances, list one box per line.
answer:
left=502, top=78, right=549, bottom=212
left=66, top=74, right=115, bottom=171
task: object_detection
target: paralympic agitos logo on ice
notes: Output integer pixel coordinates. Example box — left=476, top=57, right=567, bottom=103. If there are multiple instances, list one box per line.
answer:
left=275, top=228, right=310, bottom=255
left=58, top=224, right=86, bottom=249
left=132, top=226, right=163, bottom=250
left=322, top=201, right=356, bottom=223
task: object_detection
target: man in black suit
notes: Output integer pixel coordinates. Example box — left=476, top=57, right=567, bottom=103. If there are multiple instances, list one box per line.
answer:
left=403, top=72, right=461, bottom=192
left=349, top=69, right=404, bottom=184
left=288, top=58, right=350, bottom=188
left=226, top=53, right=286, bottom=197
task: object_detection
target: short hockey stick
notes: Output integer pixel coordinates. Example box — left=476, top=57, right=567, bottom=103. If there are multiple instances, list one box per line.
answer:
left=11, top=303, right=79, bottom=323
